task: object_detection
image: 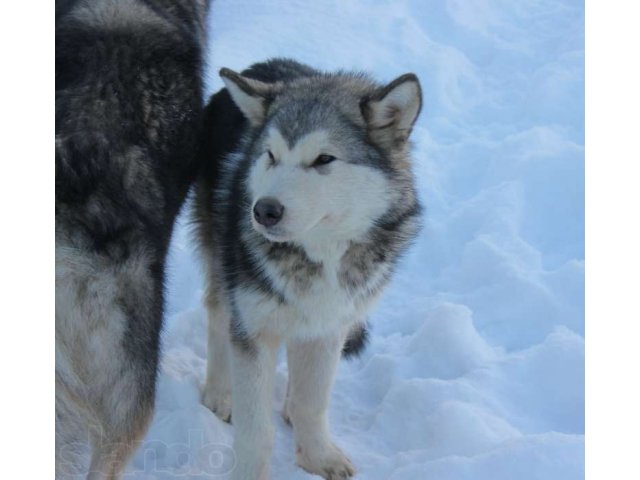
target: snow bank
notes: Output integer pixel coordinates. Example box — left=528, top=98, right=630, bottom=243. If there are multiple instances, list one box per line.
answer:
left=129, top=0, right=585, bottom=478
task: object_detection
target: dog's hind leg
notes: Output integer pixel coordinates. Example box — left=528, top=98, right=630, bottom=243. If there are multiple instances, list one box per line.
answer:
left=56, top=251, right=161, bottom=479
left=85, top=355, right=156, bottom=479
left=286, top=331, right=356, bottom=479
left=86, top=413, right=151, bottom=480
left=87, top=442, right=131, bottom=480
left=202, top=274, right=233, bottom=422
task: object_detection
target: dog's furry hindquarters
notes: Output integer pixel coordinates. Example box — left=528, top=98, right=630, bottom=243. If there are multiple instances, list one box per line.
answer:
left=55, top=1, right=208, bottom=477
left=194, top=58, right=423, bottom=479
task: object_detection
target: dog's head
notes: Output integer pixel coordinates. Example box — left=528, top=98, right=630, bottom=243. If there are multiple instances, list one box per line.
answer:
left=220, top=67, right=422, bottom=246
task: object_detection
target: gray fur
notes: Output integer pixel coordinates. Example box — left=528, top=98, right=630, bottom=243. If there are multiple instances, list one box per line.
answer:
left=56, top=0, right=208, bottom=477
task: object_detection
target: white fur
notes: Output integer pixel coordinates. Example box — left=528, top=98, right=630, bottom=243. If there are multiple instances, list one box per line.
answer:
left=248, top=128, right=394, bottom=245
left=202, top=297, right=233, bottom=422
left=285, top=333, right=355, bottom=477
left=230, top=333, right=280, bottom=480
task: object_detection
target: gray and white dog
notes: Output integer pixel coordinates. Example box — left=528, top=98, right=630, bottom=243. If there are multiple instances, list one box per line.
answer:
left=55, top=1, right=208, bottom=478
left=194, top=59, right=422, bottom=479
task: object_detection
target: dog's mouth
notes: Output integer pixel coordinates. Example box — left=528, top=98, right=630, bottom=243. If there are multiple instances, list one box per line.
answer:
left=251, top=222, right=291, bottom=243
left=261, top=230, right=291, bottom=243
left=250, top=211, right=330, bottom=244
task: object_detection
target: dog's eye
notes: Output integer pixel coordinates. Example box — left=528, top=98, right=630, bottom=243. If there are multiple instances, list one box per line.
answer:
left=267, top=150, right=276, bottom=166
left=312, top=154, right=336, bottom=167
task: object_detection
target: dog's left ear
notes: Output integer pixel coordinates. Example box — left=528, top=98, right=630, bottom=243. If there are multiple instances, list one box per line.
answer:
left=361, top=73, right=422, bottom=145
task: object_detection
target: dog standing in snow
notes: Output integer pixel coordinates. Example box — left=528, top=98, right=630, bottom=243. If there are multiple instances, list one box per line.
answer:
left=193, top=58, right=423, bottom=479
left=55, top=1, right=208, bottom=477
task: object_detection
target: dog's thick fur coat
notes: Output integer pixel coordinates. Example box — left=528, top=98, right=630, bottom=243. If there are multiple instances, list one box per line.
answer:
left=55, top=1, right=208, bottom=477
left=194, top=59, right=422, bottom=479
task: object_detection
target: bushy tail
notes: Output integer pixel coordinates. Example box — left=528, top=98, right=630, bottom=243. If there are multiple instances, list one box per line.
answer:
left=342, top=323, right=369, bottom=359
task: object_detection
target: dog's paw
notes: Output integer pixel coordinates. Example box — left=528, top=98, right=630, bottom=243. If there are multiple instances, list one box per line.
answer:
left=296, top=443, right=355, bottom=479
left=201, top=384, right=232, bottom=423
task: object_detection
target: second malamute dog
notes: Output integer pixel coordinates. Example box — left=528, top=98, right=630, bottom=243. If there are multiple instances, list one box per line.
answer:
left=194, top=58, right=422, bottom=479
left=56, top=1, right=208, bottom=477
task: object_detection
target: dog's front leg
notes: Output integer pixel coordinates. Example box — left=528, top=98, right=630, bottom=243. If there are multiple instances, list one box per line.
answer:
left=202, top=292, right=232, bottom=422
left=230, top=332, right=280, bottom=480
left=286, top=331, right=355, bottom=479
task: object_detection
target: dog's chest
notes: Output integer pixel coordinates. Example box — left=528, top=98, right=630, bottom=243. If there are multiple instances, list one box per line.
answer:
left=277, top=268, right=365, bottom=337
left=243, top=243, right=382, bottom=339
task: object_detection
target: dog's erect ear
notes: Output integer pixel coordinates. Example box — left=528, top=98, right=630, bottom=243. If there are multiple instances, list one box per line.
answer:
left=361, top=73, right=422, bottom=144
left=220, top=68, right=276, bottom=126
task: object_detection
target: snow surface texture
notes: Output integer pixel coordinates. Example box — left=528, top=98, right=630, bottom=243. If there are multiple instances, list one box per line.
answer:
left=128, top=1, right=585, bottom=478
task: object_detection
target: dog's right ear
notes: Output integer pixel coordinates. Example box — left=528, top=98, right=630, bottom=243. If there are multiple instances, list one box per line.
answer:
left=220, top=68, right=276, bottom=126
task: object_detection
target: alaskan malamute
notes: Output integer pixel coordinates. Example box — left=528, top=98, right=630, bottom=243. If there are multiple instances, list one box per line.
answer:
left=55, top=1, right=208, bottom=477
left=194, top=58, right=422, bottom=479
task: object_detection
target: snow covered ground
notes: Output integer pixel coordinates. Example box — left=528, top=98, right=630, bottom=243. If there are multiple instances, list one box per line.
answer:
left=127, top=1, right=584, bottom=478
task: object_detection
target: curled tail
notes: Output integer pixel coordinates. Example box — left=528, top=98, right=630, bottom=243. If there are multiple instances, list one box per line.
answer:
left=342, top=323, right=369, bottom=359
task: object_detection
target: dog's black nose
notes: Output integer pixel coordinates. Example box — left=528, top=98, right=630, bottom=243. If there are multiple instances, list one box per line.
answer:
left=253, top=198, right=284, bottom=227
